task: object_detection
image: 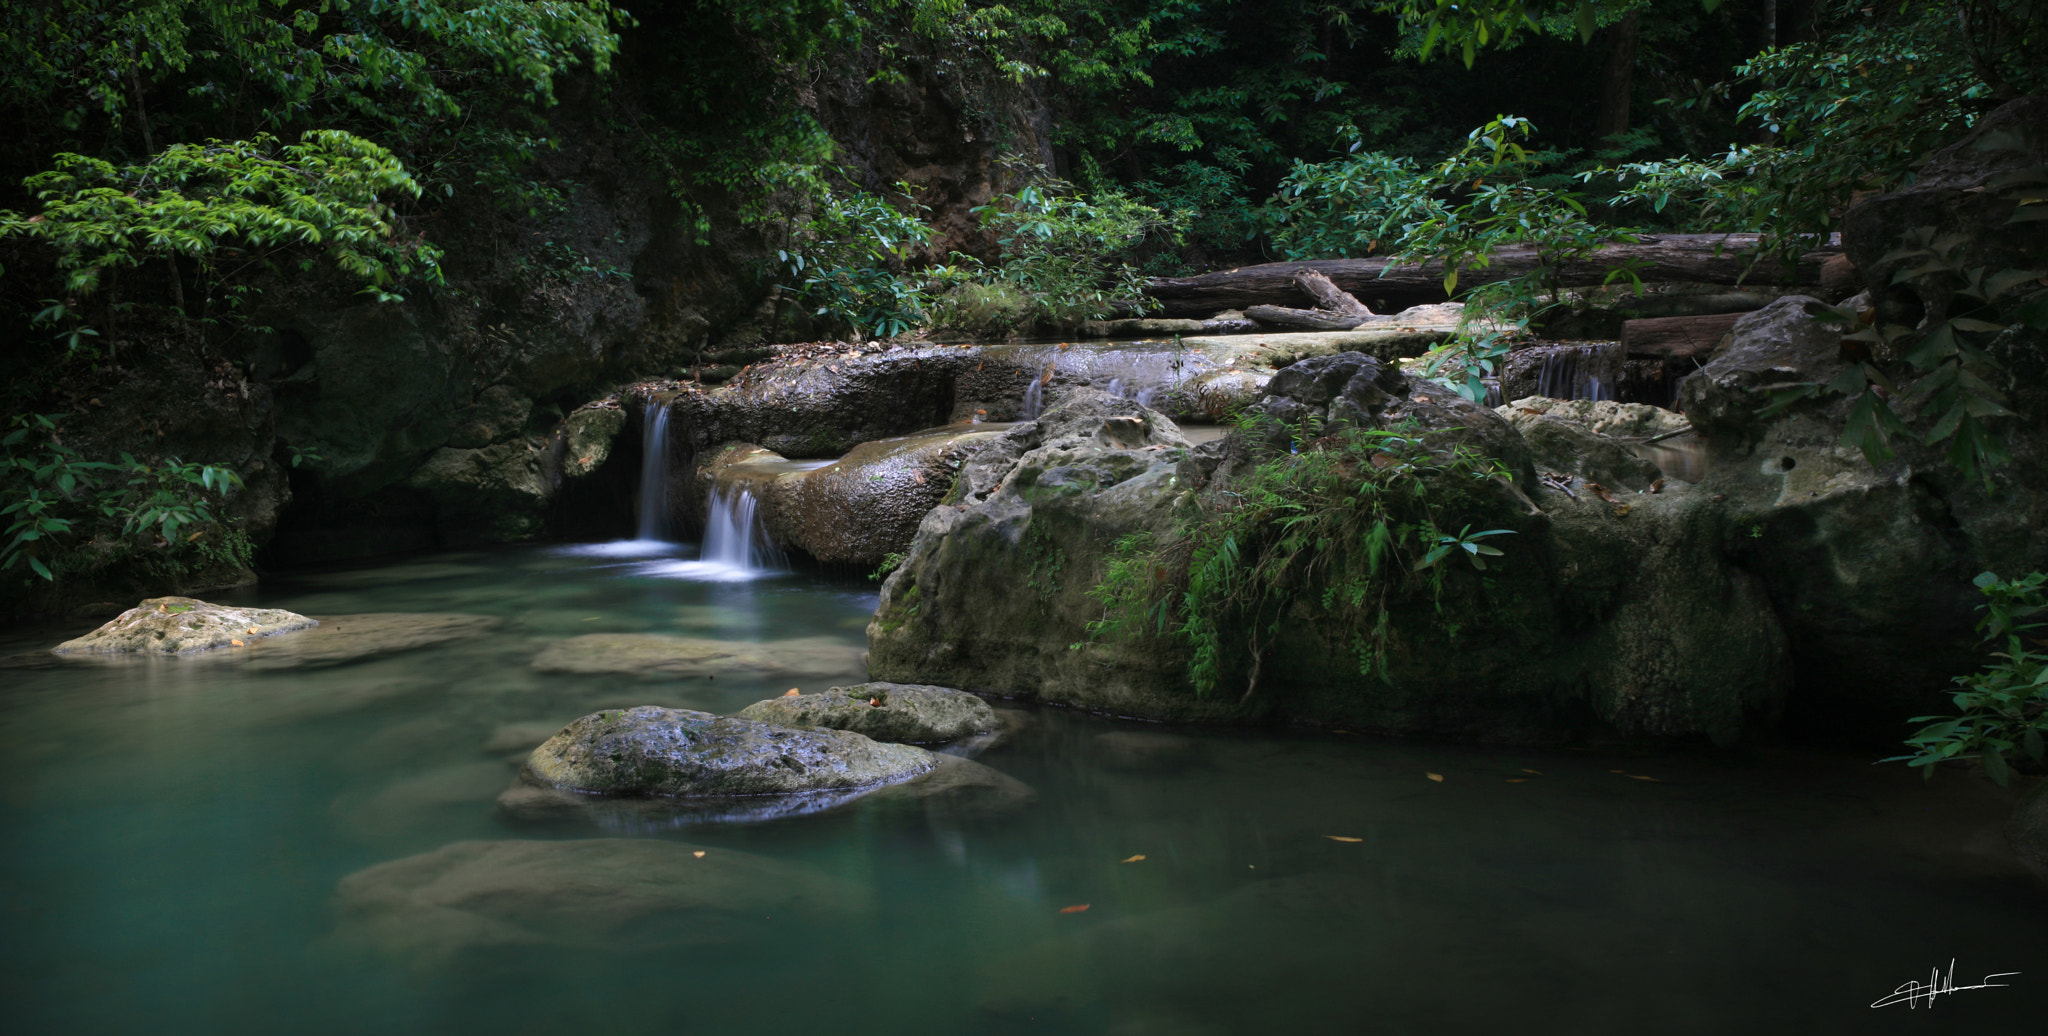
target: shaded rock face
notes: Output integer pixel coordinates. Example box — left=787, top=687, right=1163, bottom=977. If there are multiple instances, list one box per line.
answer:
left=1843, top=93, right=2048, bottom=325
left=2010, top=781, right=2048, bottom=887
left=738, top=683, right=998, bottom=743
left=521, top=706, right=936, bottom=797
left=333, top=838, right=865, bottom=965
left=1499, top=397, right=1686, bottom=491
left=869, top=358, right=1792, bottom=744
left=52, top=597, right=317, bottom=654
left=696, top=424, right=1010, bottom=568
left=1669, top=294, right=2048, bottom=739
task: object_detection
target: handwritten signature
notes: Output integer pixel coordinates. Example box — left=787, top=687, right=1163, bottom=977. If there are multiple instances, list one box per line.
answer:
left=1870, top=959, right=2019, bottom=1009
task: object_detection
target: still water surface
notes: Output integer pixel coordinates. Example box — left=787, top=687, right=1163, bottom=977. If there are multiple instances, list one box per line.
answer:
left=2, top=545, right=2042, bottom=1034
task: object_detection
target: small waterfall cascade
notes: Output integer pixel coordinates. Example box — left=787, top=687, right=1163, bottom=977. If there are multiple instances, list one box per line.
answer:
left=635, top=404, right=672, bottom=541
left=1020, top=377, right=1045, bottom=421
left=700, top=486, right=784, bottom=573
left=1533, top=342, right=1624, bottom=401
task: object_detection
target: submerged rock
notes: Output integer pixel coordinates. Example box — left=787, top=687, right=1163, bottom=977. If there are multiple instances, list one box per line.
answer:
left=738, top=682, right=998, bottom=743
left=521, top=706, right=935, bottom=797
left=497, top=752, right=1033, bottom=830
left=51, top=596, right=317, bottom=654
left=530, top=633, right=863, bottom=680
left=238, top=612, right=499, bottom=670
left=333, top=838, right=865, bottom=964
left=1092, top=731, right=1206, bottom=773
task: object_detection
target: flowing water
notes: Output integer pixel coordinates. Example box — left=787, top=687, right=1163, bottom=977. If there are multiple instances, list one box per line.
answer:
left=635, top=406, right=672, bottom=542
left=2, top=546, right=2043, bottom=1035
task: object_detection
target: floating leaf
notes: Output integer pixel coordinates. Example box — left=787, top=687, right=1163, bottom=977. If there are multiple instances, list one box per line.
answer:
left=1120, top=854, right=1147, bottom=863
left=1058, top=904, right=1091, bottom=914
left=1426, top=772, right=1444, bottom=782
left=230, top=639, right=245, bottom=647
left=1628, top=775, right=1662, bottom=782
left=1505, top=778, right=1527, bottom=783
left=1325, top=836, right=1363, bottom=843
left=783, top=688, right=801, bottom=697
left=1520, top=768, right=1541, bottom=775
left=692, top=850, right=706, bottom=858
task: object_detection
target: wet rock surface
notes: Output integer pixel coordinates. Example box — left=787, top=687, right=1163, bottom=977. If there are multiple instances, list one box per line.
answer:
left=529, top=633, right=863, bottom=680
left=51, top=597, right=317, bottom=654
left=738, top=682, right=999, bottom=743
left=497, top=752, right=1032, bottom=830
left=333, top=838, right=865, bottom=964
left=699, top=425, right=1010, bottom=568
left=520, top=706, right=936, bottom=797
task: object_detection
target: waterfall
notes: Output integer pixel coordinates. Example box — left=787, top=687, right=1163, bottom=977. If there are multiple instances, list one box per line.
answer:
left=635, top=404, right=672, bottom=541
left=1534, top=343, right=1623, bottom=402
left=700, top=486, right=783, bottom=573
left=1020, top=377, right=1044, bottom=421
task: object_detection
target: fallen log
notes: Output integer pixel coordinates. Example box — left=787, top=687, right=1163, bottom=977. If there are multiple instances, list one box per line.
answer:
left=1142, top=234, right=1837, bottom=319
left=1621, top=312, right=1745, bottom=359
left=1244, top=305, right=1367, bottom=330
left=1294, top=269, right=1377, bottom=321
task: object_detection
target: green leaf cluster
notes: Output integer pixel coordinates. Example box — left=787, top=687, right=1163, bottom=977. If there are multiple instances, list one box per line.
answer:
left=1884, top=570, right=2048, bottom=786
left=1087, top=416, right=1514, bottom=700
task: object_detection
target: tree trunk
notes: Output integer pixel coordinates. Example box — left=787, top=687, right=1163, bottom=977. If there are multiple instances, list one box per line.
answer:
left=1141, top=234, right=1838, bottom=318
left=1620, top=312, right=1746, bottom=359
left=1244, top=305, right=1367, bottom=331
left=1595, top=12, right=1640, bottom=141
left=1292, top=269, right=1376, bottom=320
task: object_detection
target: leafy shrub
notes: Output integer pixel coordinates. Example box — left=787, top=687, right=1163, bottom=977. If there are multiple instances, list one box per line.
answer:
left=2, top=413, right=244, bottom=585
left=777, top=186, right=936, bottom=339
left=930, top=180, right=1182, bottom=335
left=1085, top=416, right=1512, bottom=700
left=1885, top=571, right=2048, bottom=786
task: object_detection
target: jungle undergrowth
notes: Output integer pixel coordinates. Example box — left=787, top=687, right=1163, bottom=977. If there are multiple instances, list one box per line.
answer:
left=1084, top=414, right=1513, bottom=701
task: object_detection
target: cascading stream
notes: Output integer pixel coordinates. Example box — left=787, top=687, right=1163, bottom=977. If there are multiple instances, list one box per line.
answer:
left=700, top=487, right=784, bottom=574
left=636, top=404, right=672, bottom=541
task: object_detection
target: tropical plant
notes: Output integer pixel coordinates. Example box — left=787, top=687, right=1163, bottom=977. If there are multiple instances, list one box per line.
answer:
left=1885, top=570, right=2048, bottom=786
left=1085, top=416, right=1513, bottom=700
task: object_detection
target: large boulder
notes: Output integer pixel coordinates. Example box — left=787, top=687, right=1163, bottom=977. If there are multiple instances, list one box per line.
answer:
left=402, top=441, right=550, bottom=544
left=868, top=356, right=1794, bottom=744
left=696, top=425, right=1010, bottom=569
left=738, top=682, right=998, bottom=743
left=520, top=706, right=936, bottom=797
left=51, top=597, right=316, bottom=654
left=1843, top=92, right=2048, bottom=325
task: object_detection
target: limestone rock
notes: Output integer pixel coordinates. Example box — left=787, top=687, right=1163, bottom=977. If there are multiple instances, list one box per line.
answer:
left=402, top=441, right=549, bottom=544
left=333, top=838, right=864, bottom=964
left=558, top=404, right=627, bottom=479
left=738, top=682, right=998, bottom=743
left=1843, top=92, right=2048, bottom=325
left=1497, top=397, right=1686, bottom=491
left=530, top=633, right=863, bottom=681
left=51, top=597, right=317, bottom=654
left=1674, top=295, right=1844, bottom=444
left=698, top=424, right=1009, bottom=569
left=521, top=706, right=936, bottom=797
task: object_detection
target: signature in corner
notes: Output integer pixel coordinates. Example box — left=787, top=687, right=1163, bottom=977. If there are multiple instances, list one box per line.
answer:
left=1870, top=959, right=2019, bottom=1009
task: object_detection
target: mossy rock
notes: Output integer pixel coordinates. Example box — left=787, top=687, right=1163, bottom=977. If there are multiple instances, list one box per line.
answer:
left=738, top=682, right=998, bottom=743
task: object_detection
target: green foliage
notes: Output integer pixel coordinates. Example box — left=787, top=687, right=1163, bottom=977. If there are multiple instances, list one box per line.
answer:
left=2, top=412, right=244, bottom=585
left=1271, top=116, right=1640, bottom=400
left=1783, top=217, right=2048, bottom=486
left=1884, top=570, right=2048, bottom=786
left=931, top=180, right=1181, bottom=334
left=1087, top=417, right=1513, bottom=700
left=778, top=186, right=936, bottom=339
left=868, top=552, right=906, bottom=581
left=2, top=132, right=440, bottom=299
left=0, top=0, right=624, bottom=312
